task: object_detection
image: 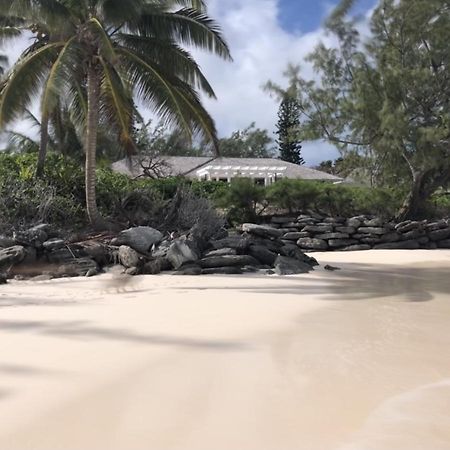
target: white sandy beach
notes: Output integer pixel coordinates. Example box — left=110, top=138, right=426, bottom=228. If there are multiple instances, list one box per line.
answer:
left=1, top=250, right=450, bottom=450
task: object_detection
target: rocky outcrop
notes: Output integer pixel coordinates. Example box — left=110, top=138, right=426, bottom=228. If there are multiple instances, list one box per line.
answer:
left=111, top=226, right=163, bottom=253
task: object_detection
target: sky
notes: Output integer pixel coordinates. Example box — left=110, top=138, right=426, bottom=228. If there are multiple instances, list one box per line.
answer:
left=2, top=0, right=378, bottom=166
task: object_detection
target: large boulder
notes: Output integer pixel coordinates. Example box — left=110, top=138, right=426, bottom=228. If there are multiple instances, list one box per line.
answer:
left=13, top=225, right=48, bottom=248
left=241, top=223, right=284, bottom=239
left=374, top=240, right=420, bottom=250
left=167, top=240, right=199, bottom=269
left=357, top=227, right=388, bottom=235
left=315, top=232, right=350, bottom=240
left=328, top=239, right=359, bottom=248
left=274, top=256, right=314, bottom=275
left=301, top=225, right=333, bottom=233
left=296, top=237, right=328, bottom=250
left=118, top=245, right=142, bottom=268
left=0, top=236, right=15, bottom=248
left=210, top=235, right=248, bottom=250
left=0, top=246, right=27, bottom=269
left=203, top=248, right=237, bottom=257
left=280, top=244, right=319, bottom=267
left=248, top=245, right=277, bottom=266
left=43, top=238, right=66, bottom=251
left=112, top=226, right=163, bottom=253
left=199, top=255, right=260, bottom=268
left=428, top=227, right=450, bottom=242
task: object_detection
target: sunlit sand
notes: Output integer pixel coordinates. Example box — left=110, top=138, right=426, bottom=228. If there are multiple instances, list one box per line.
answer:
left=1, top=250, right=449, bottom=450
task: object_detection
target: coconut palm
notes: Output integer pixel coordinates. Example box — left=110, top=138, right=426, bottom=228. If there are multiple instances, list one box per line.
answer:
left=0, top=0, right=231, bottom=228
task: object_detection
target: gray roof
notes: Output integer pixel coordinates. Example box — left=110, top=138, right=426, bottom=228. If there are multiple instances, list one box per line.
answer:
left=111, top=156, right=343, bottom=182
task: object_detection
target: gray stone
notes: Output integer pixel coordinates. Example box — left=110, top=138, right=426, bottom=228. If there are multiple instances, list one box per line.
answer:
left=246, top=236, right=283, bottom=253
left=241, top=223, right=284, bottom=239
left=85, top=268, right=98, bottom=277
left=437, top=239, right=450, bottom=249
left=380, top=232, right=402, bottom=243
left=282, top=232, right=305, bottom=241
left=360, top=237, right=382, bottom=245
left=203, top=248, right=237, bottom=257
left=0, top=246, right=26, bottom=269
left=202, top=267, right=243, bottom=275
left=401, top=229, right=425, bottom=240
left=43, top=238, right=65, bottom=251
left=418, top=236, right=430, bottom=245
left=357, top=227, right=388, bottom=235
left=56, top=257, right=98, bottom=278
left=0, top=236, right=15, bottom=248
left=142, top=259, right=163, bottom=275
left=167, top=240, right=199, bottom=269
left=46, top=246, right=86, bottom=264
left=347, top=218, right=362, bottom=228
left=422, top=242, right=438, bottom=249
left=315, top=232, right=350, bottom=240
left=0, top=273, right=7, bottom=284
left=297, top=238, right=328, bottom=250
left=199, top=255, right=260, bottom=269
left=280, top=244, right=319, bottom=267
left=274, top=256, right=313, bottom=275
left=363, top=218, right=383, bottom=227
left=118, top=245, right=141, bottom=268
left=428, top=227, right=450, bottom=241
left=395, top=220, right=421, bottom=233
left=374, top=240, right=420, bottom=250
left=335, top=226, right=356, bottom=234
left=13, top=226, right=48, bottom=248
left=340, top=244, right=372, bottom=251
left=175, top=264, right=202, bottom=275
left=125, top=267, right=140, bottom=276
left=328, top=239, right=359, bottom=248
left=112, top=226, right=163, bottom=253
left=210, top=235, right=247, bottom=250
left=425, top=220, right=448, bottom=232
left=248, top=245, right=277, bottom=266
left=301, top=225, right=333, bottom=233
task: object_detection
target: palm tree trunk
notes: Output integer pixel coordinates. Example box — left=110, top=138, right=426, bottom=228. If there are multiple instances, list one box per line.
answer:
left=85, top=63, right=103, bottom=228
left=36, top=114, right=49, bottom=178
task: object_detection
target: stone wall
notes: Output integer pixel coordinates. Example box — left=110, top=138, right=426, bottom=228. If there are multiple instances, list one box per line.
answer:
left=267, top=214, right=450, bottom=251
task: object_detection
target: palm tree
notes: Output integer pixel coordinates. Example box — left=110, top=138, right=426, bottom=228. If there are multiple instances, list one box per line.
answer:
left=0, top=0, right=231, bottom=228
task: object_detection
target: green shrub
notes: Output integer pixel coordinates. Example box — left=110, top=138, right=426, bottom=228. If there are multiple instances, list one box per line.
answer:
left=266, top=179, right=322, bottom=212
left=214, top=178, right=265, bottom=224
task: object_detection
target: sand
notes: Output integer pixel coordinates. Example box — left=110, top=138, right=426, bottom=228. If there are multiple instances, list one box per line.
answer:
left=0, top=250, right=450, bottom=450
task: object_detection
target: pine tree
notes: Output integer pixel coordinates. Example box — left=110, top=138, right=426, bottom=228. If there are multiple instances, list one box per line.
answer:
left=275, top=97, right=304, bottom=165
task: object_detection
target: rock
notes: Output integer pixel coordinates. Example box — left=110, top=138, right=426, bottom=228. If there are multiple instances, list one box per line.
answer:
left=422, top=242, right=438, bottom=249
left=175, top=264, right=202, bottom=275
left=248, top=245, right=277, bottom=266
left=167, top=240, right=199, bottom=269
left=274, top=256, right=313, bottom=275
left=425, top=220, right=448, bottom=232
left=0, top=273, right=6, bottom=284
left=347, top=217, right=362, bottom=228
left=13, top=226, right=48, bottom=248
left=335, top=226, right=356, bottom=234
left=282, top=232, right=306, bottom=241
left=437, top=239, right=450, bottom=249
left=380, top=232, right=402, bottom=243
left=246, top=236, right=283, bottom=253
left=43, top=238, right=65, bottom=251
left=142, top=258, right=164, bottom=274
left=125, top=267, right=140, bottom=276
left=203, top=248, right=237, bottom=257
left=340, top=244, right=372, bottom=251
left=324, top=264, right=341, bottom=271
left=418, top=236, right=429, bottom=245
left=199, top=255, right=260, bottom=268
left=357, top=227, right=388, bottom=235
left=85, top=268, right=98, bottom=277
left=328, top=239, right=359, bottom=248
left=401, top=229, right=425, bottom=240
left=46, top=246, right=87, bottom=264
left=241, top=223, right=284, bottom=239
left=280, top=244, right=319, bottom=266
left=374, top=240, right=420, bottom=250
left=0, top=236, right=15, bottom=248
left=202, top=267, right=243, bottom=275
left=56, top=257, right=98, bottom=277
left=118, top=245, right=141, bottom=268
left=363, top=218, right=383, bottom=227
left=296, top=238, right=328, bottom=250
left=210, top=235, right=247, bottom=250
left=271, top=216, right=296, bottom=224
left=112, top=226, right=163, bottom=253
left=428, top=227, right=450, bottom=241
left=0, top=246, right=26, bottom=269
left=151, top=240, right=171, bottom=258
left=359, top=237, right=382, bottom=245
left=323, top=217, right=344, bottom=224
left=315, top=232, right=350, bottom=240
left=302, top=225, right=333, bottom=233
left=80, top=242, right=111, bottom=265
left=395, top=221, right=421, bottom=233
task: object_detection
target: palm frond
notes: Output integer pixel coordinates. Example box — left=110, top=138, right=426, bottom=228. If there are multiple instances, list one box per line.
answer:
left=6, top=130, right=39, bottom=153
left=129, top=7, right=232, bottom=60
left=0, top=42, right=63, bottom=127
left=115, top=33, right=216, bottom=97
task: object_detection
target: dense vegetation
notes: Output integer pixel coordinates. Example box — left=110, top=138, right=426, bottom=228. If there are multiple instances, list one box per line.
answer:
left=4, top=152, right=449, bottom=233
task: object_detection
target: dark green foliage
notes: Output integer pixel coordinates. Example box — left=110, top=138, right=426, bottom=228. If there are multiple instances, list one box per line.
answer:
left=266, top=179, right=321, bottom=212
left=275, top=97, right=304, bottom=165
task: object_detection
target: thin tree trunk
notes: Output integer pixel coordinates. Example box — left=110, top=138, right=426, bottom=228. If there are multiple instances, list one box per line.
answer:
left=36, top=114, right=49, bottom=178
left=396, top=170, right=428, bottom=221
left=85, top=64, right=103, bottom=228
